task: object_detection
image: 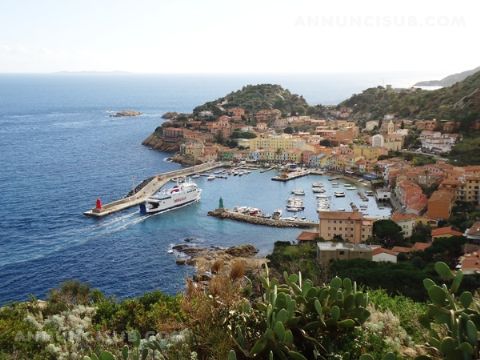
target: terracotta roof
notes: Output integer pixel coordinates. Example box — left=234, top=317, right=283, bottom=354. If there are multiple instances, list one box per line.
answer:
left=318, top=211, right=362, bottom=220
left=431, top=226, right=463, bottom=238
left=391, top=212, right=418, bottom=222
left=391, top=246, right=414, bottom=253
left=461, top=252, right=480, bottom=272
left=429, top=189, right=455, bottom=203
left=296, top=231, right=319, bottom=242
left=372, top=247, right=399, bottom=256
left=413, top=242, right=432, bottom=251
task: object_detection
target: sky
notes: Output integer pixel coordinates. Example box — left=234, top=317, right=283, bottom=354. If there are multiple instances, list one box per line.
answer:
left=0, top=0, right=479, bottom=76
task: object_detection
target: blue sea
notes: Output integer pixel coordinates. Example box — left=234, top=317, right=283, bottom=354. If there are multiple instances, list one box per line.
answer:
left=0, top=73, right=413, bottom=304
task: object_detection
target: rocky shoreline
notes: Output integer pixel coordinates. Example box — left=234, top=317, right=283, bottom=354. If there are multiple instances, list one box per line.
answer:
left=173, top=243, right=267, bottom=281
left=142, top=133, right=180, bottom=152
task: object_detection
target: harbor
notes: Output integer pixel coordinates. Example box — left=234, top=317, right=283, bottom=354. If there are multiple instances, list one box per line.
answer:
left=83, top=162, right=226, bottom=217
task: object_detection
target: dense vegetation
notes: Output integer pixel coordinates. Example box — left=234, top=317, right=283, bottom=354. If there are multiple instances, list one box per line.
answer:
left=1, top=258, right=479, bottom=360
left=340, top=71, right=480, bottom=126
left=448, top=135, right=480, bottom=165
left=193, top=84, right=311, bottom=117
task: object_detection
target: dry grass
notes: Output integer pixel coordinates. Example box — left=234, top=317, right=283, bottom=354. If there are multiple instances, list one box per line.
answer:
left=211, top=259, right=224, bottom=274
left=229, top=260, right=246, bottom=281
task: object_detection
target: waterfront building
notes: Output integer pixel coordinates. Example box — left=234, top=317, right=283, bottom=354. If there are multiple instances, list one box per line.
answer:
left=296, top=231, right=319, bottom=243
left=179, top=141, right=204, bottom=159
left=316, top=242, right=372, bottom=267
left=318, top=211, right=373, bottom=244
left=394, top=179, right=427, bottom=215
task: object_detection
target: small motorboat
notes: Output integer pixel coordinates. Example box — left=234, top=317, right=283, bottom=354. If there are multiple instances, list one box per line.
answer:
left=334, top=191, right=346, bottom=197
left=291, top=189, right=305, bottom=196
left=207, top=175, right=216, bottom=181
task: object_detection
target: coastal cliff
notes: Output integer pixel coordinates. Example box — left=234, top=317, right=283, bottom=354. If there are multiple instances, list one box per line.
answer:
left=141, top=133, right=180, bottom=152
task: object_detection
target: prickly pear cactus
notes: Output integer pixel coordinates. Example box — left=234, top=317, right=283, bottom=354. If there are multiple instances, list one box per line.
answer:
left=232, top=265, right=372, bottom=359
left=420, top=262, right=479, bottom=360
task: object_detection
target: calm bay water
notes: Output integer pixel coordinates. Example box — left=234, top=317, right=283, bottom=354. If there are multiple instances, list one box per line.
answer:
left=0, top=73, right=403, bottom=304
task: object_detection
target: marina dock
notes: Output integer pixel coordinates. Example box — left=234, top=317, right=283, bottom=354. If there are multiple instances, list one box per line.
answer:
left=208, top=209, right=318, bottom=228
left=271, top=169, right=310, bottom=182
left=84, top=162, right=226, bottom=217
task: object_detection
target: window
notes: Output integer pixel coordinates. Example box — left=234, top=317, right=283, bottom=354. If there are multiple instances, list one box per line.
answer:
left=339, top=251, right=345, bottom=255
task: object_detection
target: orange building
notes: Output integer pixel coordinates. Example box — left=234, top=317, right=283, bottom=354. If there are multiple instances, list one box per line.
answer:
left=426, top=189, right=456, bottom=220
left=431, top=226, right=463, bottom=239
left=318, top=211, right=372, bottom=244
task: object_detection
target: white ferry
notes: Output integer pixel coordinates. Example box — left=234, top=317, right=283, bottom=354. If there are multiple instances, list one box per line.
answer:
left=140, top=180, right=201, bottom=214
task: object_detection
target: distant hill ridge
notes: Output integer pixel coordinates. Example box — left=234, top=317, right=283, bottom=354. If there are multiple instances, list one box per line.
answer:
left=339, top=69, right=480, bottom=128
left=415, top=66, right=480, bottom=87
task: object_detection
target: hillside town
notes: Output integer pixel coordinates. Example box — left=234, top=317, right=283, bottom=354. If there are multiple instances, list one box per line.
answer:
left=143, top=97, right=480, bottom=275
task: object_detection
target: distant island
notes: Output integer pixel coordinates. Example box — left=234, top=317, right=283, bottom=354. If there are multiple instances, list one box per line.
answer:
left=415, top=66, right=480, bottom=87
left=110, top=110, right=142, bottom=118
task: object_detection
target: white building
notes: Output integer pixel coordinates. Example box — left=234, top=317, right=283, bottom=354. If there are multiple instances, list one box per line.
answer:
left=372, top=248, right=398, bottom=263
left=371, top=134, right=385, bottom=148
left=420, top=131, right=460, bottom=154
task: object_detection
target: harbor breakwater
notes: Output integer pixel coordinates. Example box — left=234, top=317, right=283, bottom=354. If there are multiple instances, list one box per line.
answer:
left=208, top=209, right=318, bottom=228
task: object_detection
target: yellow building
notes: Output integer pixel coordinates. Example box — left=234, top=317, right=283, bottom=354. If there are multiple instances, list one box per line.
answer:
left=248, top=134, right=305, bottom=151
left=353, top=145, right=388, bottom=161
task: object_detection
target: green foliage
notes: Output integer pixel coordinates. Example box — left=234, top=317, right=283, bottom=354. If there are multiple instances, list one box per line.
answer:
left=267, top=241, right=320, bottom=284
left=372, top=220, right=404, bottom=248
left=417, top=236, right=467, bottom=268
left=230, top=130, right=257, bottom=139
left=410, top=223, right=432, bottom=243
left=46, top=279, right=92, bottom=313
left=93, top=291, right=184, bottom=334
left=368, top=289, right=428, bottom=343
left=421, top=262, right=480, bottom=359
left=330, top=259, right=438, bottom=301
left=448, top=202, right=480, bottom=231
left=449, top=135, right=480, bottom=165
left=232, top=266, right=372, bottom=359
left=193, top=84, right=310, bottom=117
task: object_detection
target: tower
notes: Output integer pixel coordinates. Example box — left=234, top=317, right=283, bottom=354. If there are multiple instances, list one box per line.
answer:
left=387, top=120, right=395, bottom=135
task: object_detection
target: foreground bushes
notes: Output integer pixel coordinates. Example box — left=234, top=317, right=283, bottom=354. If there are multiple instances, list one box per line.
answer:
left=0, top=262, right=479, bottom=359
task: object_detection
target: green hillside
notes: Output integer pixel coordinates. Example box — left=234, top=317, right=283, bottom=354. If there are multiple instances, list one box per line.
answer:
left=193, top=84, right=311, bottom=117
left=341, top=70, right=480, bottom=128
